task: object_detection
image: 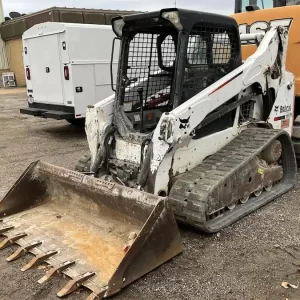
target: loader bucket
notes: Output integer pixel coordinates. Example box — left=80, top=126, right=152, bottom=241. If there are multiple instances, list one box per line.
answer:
left=0, top=161, right=182, bottom=299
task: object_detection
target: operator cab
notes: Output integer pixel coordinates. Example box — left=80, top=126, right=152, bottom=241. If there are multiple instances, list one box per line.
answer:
left=111, top=9, right=241, bottom=136
left=235, top=0, right=300, bottom=13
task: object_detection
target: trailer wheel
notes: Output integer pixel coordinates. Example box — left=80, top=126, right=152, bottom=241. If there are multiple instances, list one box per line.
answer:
left=66, top=118, right=85, bottom=126
left=75, top=153, right=91, bottom=172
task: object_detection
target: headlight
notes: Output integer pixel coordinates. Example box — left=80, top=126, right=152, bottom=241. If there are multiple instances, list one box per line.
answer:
left=162, top=11, right=183, bottom=30
left=112, top=18, right=125, bottom=37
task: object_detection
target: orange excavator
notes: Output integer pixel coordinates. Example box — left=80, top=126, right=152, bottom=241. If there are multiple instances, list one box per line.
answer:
left=232, top=0, right=300, bottom=157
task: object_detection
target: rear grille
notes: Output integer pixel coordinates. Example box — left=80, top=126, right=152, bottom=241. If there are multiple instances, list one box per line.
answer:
left=182, top=25, right=238, bottom=103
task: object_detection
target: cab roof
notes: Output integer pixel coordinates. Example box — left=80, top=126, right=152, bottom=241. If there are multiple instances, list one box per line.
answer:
left=122, top=8, right=239, bottom=31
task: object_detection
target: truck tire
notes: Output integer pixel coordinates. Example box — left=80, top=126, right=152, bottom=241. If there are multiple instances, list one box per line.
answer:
left=66, top=118, right=85, bottom=126
left=75, top=153, right=91, bottom=172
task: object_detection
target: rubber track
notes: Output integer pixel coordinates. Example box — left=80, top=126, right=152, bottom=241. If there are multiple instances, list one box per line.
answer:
left=169, top=128, right=296, bottom=233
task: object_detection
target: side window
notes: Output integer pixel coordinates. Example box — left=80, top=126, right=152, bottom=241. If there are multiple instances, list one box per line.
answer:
left=186, top=30, right=232, bottom=67
left=181, top=25, right=238, bottom=103
left=187, top=35, right=207, bottom=65
left=213, top=33, right=231, bottom=64
left=287, top=0, right=300, bottom=5
left=242, top=0, right=275, bottom=10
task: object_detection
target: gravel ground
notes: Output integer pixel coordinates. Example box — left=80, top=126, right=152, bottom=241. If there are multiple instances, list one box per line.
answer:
left=1, top=90, right=300, bottom=300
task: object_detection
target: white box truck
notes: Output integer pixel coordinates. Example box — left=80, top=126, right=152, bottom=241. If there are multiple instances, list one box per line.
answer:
left=20, top=22, right=119, bottom=125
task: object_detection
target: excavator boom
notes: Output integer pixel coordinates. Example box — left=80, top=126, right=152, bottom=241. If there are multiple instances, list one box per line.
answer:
left=232, top=2, right=300, bottom=96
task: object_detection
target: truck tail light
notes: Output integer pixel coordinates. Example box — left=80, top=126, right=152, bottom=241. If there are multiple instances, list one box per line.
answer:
left=64, top=66, right=70, bottom=80
left=26, top=67, right=31, bottom=80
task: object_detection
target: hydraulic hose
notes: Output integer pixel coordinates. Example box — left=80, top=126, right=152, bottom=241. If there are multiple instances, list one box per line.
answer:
left=137, top=142, right=153, bottom=188
left=90, top=128, right=115, bottom=174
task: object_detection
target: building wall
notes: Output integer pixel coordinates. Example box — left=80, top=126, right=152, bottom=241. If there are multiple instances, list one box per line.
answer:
left=1, top=8, right=141, bottom=88
left=6, top=38, right=26, bottom=87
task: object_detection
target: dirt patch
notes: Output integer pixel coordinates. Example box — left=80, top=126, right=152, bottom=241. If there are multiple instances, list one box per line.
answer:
left=0, top=87, right=27, bottom=95
left=1, top=92, right=300, bottom=300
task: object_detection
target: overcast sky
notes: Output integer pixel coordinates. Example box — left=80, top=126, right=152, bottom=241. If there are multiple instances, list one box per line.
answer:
left=3, top=0, right=235, bottom=17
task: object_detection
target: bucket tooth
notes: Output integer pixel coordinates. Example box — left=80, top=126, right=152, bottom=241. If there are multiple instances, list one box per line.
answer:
left=57, top=271, right=96, bottom=298
left=0, top=225, right=14, bottom=235
left=21, top=250, right=58, bottom=271
left=7, top=241, right=42, bottom=262
left=0, top=233, right=27, bottom=249
left=86, top=290, right=106, bottom=300
left=38, top=260, right=76, bottom=284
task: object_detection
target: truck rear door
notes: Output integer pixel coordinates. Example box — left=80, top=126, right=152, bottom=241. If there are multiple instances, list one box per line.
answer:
left=28, top=34, right=64, bottom=104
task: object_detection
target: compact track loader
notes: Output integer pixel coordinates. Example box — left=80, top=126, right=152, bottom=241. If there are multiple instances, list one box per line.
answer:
left=0, top=8, right=297, bottom=299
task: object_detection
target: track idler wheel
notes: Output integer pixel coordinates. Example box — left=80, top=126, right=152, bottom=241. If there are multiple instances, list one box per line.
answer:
left=260, top=140, right=282, bottom=163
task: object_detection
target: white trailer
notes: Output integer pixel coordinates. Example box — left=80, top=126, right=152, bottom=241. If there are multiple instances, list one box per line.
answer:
left=20, top=22, right=119, bottom=125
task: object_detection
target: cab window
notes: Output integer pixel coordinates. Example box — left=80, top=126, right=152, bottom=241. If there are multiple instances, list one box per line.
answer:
left=286, top=0, right=300, bottom=5
left=241, top=0, right=274, bottom=11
